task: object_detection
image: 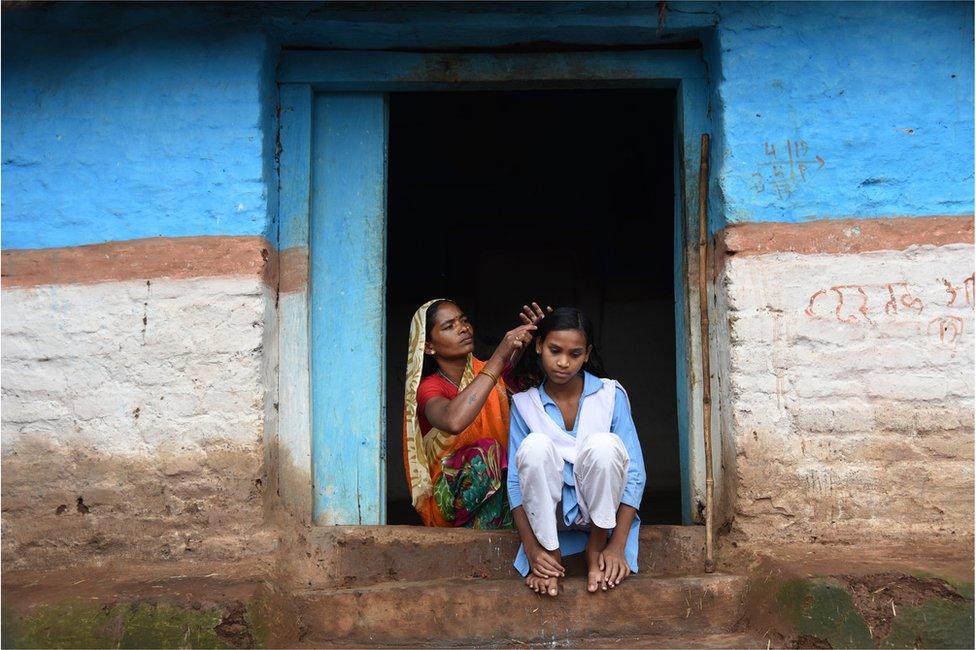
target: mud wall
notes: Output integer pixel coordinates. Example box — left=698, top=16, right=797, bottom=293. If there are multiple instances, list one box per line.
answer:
left=0, top=8, right=280, bottom=569
left=1, top=8, right=278, bottom=247
left=0, top=252, right=278, bottom=569
left=707, top=2, right=974, bottom=548
left=0, top=2, right=972, bottom=569
left=718, top=220, right=974, bottom=546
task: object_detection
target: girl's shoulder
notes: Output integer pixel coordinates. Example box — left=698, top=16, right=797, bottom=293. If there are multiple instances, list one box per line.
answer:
left=603, top=378, right=628, bottom=393
left=510, top=385, right=539, bottom=402
left=588, top=375, right=630, bottom=408
left=586, top=372, right=624, bottom=392
left=510, top=385, right=546, bottom=419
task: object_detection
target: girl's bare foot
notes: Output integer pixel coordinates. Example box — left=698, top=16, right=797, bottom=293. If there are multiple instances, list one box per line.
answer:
left=525, top=573, right=559, bottom=597
left=585, top=528, right=609, bottom=593
left=585, top=547, right=605, bottom=593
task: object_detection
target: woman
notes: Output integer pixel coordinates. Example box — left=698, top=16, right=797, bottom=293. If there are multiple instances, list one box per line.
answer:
left=403, top=299, right=547, bottom=528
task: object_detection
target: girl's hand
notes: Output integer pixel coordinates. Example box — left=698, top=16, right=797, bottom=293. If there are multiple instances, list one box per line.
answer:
left=495, top=323, right=537, bottom=363
left=518, top=302, right=553, bottom=326
left=599, top=544, right=631, bottom=588
left=527, top=545, right=565, bottom=579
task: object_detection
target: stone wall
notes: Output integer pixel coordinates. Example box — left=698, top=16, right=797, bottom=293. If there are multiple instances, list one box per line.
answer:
left=0, top=270, right=276, bottom=569
left=718, top=219, right=974, bottom=547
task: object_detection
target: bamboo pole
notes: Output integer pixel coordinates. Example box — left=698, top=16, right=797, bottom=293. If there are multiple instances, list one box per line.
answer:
left=697, top=133, right=715, bottom=573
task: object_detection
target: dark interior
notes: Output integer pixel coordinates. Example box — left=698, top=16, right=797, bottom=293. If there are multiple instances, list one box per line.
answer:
left=385, top=88, right=681, bottom=525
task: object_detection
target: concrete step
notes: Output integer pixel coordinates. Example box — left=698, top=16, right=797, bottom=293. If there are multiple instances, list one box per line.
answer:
left=296, top=572, right=748, bottom=646
left=294, top=525, right=707, bottom=588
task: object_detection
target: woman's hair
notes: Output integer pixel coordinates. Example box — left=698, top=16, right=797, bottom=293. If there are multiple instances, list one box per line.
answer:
left=421, top=299, right=453, bottom=377
left=512, top=306, right=606, bottom=389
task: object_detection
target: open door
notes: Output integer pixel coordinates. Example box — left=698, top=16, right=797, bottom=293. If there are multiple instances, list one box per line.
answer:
left=309, top=93, right=388, bottom=525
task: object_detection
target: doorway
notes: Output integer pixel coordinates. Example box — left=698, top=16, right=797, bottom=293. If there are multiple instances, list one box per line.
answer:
left=385, top=89, right=681, bottom=525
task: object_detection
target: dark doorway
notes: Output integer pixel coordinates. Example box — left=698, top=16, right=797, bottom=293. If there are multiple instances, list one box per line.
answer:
left=385, top=89, right=681, bottom=526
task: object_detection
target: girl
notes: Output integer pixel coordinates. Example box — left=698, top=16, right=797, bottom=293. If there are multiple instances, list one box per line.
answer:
left=402, top=299, right=548, bottom=528
left=507, top=307, right=646, bottom=596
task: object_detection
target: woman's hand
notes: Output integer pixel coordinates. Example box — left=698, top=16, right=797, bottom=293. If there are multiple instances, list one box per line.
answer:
left=518, top=302, right=553, bottom=326
left=599, top=541, right=631, bottom=588
left=493, top=323, right=537, bottom=365
left=508, top=303, right=551, bottom=365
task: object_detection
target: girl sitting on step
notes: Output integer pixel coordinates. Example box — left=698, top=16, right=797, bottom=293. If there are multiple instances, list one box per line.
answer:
left=507, top=307, right=646, bottom=596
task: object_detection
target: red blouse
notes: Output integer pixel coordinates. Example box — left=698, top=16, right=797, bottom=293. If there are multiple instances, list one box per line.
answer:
left=416, top=373, right=459, bottom=435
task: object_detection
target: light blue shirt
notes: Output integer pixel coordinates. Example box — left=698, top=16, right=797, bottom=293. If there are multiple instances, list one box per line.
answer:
left=507, top=371, right=646, bottom=577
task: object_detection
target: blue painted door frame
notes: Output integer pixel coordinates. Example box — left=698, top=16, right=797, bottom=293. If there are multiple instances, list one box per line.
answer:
left=309, top=94, right=388, bottom=525
left=277, top=50, right=714, bottom=526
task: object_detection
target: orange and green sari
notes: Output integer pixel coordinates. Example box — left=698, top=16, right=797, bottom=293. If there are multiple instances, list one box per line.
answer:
left=402, top=299, right=513, bottom=528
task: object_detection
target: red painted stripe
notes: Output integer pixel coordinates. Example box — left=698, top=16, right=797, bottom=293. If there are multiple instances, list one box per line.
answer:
left=279, top=247, right=309, bottom=294
left=3, top=216, right=970, bottom=290
left=2, top=236, right=276, bottom=289
left=720, top=215, right=973, bottom=257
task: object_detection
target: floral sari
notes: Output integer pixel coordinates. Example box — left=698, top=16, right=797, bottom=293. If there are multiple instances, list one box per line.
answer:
left=402, top=299, right=513, bottom=529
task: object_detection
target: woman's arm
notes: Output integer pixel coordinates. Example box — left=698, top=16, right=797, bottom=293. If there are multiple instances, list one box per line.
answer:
left=425, top=323, right=536, bottom=434
left=423, top=373, right=500, bottom=435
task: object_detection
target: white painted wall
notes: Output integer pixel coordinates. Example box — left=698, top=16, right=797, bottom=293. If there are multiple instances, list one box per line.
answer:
left=720, top=244, right=975, bottom=546
left=1, top=277, right=275, bottom=568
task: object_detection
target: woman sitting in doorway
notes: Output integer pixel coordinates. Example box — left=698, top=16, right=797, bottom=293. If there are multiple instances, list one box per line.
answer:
left=403, top=299, right=548, bottom=528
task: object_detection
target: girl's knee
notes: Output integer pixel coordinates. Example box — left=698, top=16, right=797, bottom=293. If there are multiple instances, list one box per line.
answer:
left=516, top=432, right=558, bottom=469
left=578, top=432, right=627, bottom=466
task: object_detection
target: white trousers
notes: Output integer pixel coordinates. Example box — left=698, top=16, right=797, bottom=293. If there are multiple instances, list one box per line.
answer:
left=515, top=431, right=629, bottom=551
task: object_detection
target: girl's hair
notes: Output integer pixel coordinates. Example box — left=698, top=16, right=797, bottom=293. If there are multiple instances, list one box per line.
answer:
left=421, top=299, right=453, bottom=377
left=513, top=306, right=606, bottom=389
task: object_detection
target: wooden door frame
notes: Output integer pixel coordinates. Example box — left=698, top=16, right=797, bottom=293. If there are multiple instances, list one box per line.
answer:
left=276, top=49, right=717, bottom=525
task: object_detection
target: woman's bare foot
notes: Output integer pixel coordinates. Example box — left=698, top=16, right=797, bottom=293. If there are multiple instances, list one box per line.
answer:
left=585, top=528, right=609, bottom=593
left=525, top=573, right=560, bottom=597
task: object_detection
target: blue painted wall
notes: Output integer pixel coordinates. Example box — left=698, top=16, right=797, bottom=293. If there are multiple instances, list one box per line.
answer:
left=713, top=1, right=974, bottom=223
left=1, top=8, right=274, bottom=250
left=1, top=2, right=971, bottom=251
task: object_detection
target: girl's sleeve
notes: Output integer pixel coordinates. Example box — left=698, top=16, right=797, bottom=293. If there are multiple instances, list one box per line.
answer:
left=611, top=386, right=646, bottom=510
left=507, top=401, right=530, bottom=510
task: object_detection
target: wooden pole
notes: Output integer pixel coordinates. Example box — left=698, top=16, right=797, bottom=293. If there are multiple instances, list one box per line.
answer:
left=697, top=133, right=716, bottom=573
